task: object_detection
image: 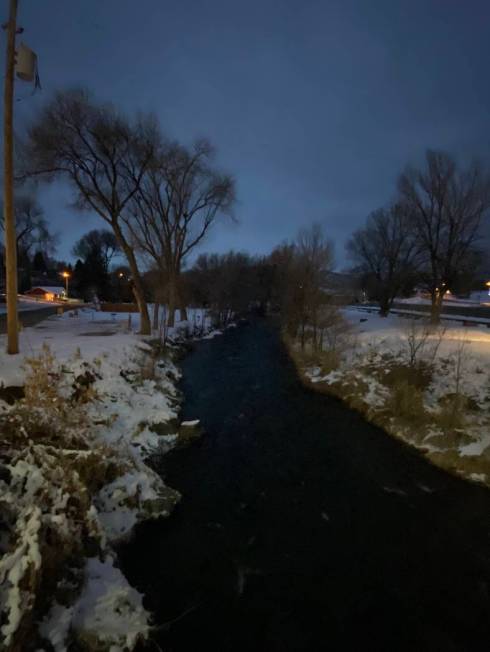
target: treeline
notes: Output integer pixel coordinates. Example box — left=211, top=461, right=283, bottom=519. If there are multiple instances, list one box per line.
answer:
left=182, top=223, right=336, bottom=350
left=347, top=149, right=490, bottom=322
left=18, top=87, right=488, bottom=334
left=18, top=86, right=338, bottom=344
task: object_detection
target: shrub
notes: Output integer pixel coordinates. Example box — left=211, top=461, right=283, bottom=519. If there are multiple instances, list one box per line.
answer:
left=403, top=320, right=445, bottom=367
left=317, top=349, right=342, bottom=373
left=434, top=393, right=479, bottom=433
left=385, top=380, right=428, bottom=424
left=0, top=346, right=125, bottom=650
left=380, top=361, right=433, bottom=391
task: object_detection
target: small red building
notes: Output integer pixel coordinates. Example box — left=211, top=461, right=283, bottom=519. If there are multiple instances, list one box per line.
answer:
left=24, top=286, right=65, bottom=301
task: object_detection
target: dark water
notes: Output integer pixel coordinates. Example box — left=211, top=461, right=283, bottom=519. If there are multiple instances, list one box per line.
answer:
left=119, top=319, right=490, bottom=652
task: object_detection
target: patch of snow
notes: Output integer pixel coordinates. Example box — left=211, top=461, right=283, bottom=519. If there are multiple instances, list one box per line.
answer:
left=469, top=473, right=487, bottom=483
left=39, top=603, right=74, bottom=652
left=71, top=556, right=150, bottom=650
left=459, top=434, right=490, bottom=457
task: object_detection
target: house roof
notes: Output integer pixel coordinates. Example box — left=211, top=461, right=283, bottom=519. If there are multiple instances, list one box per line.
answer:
left=28, top=286, right=65, bottom=294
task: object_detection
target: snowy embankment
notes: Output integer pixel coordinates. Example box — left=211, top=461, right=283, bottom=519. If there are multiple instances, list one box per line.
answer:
left=398, top=291, right=490, bottom=307
left=0, top=307, right=214, bottom=651
left=297, top=307, right=490, bottom=486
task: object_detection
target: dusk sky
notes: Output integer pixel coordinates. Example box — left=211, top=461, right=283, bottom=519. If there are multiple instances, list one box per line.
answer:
left=9, top=0, right=490, bottom=266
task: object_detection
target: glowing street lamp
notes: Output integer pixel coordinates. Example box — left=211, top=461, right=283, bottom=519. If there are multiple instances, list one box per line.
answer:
left=61, top=271, right=70, bottom=297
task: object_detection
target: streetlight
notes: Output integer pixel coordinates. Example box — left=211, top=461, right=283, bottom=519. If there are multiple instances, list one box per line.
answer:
left=61, top=271, right=70, bottom=297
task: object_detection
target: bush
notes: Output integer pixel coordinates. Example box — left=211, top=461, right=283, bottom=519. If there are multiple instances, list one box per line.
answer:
left=380, top=361, right=433, bottom=391
left=385, top=380, right=428, bottom=424
left=434, top=393, right=479, bottom=433
left=0, top=346, right=125, bottom=650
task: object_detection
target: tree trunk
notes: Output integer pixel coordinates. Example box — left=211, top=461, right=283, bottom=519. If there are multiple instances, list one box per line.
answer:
left=430, top=290, right=444, bottom=324
left=111, top=220, right=151, bottom=335
left=312, top=310, right=318, bottom=351
left=131, top=275, right=151, bottom=335
left=177, top=273, right=188, bottom=321
left=378, top=297, right=390, bottom=317
left=152, top=302, right=160, bottom=330
left=378, top=309, right=389, bottom=317
left=167, top=274, right=177, bottom=328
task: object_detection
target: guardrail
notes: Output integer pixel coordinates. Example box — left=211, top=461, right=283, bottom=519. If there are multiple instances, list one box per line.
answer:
left=355, top=304, right=490, bottom=327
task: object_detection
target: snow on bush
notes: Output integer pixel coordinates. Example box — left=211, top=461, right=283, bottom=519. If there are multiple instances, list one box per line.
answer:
left=0, top=339, right=182, bottom=651
left=40, top=556, right=150, bottom=652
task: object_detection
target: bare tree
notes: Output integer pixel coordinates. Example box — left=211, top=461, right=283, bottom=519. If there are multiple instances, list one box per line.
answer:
left=346, top=203, right=419, bottom=316
left=185, top=251, right=261, bottom=326
left=0, top=194, right=54, bottom=260
left=23, top=88, right=157, bottom=334
left=281, top=224, right=334, bottom=350
left=298, top=224, right=335, bottom=350
left=72, top=229, right=119, bottom=273
left=399, top=150, right=490, bottom=323
left=124, top=139, right=235, bottom=326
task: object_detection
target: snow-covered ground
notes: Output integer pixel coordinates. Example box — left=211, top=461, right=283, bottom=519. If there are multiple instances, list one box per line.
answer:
left=398, top=290, right=490, bottom=307
left=0, top=306, right=216, bottom=651
left=345, top=307, right=490, bottom=353
left=302, top=306, right=490, bottom=486
left=0, top=306, right=214, bottom=387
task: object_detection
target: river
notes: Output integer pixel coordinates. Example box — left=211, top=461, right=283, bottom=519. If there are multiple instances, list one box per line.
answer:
left=119, top=318, right=490, bottom=651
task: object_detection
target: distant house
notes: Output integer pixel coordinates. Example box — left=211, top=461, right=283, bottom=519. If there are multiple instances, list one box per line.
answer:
left=24, top=286, right=65, bottom=301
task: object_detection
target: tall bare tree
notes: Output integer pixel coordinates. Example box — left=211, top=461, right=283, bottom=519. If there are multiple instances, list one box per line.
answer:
left=399, top=150, right=490, bottom=323
left=124, top=139, right=235, bottom=326
left=346, top=203, right=419, bottom=316
left=23, top=88, right=157, bottom=334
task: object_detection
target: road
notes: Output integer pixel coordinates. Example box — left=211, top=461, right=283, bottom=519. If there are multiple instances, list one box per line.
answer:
left=392, top=301, right=490, bottom=320
left=0, top=306, right=59, bottom=334
left=119, top=318, right=490, bottom=652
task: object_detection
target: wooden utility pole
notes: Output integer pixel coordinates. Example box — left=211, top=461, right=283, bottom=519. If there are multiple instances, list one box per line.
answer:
left=3, top=0, right=19, bottom=354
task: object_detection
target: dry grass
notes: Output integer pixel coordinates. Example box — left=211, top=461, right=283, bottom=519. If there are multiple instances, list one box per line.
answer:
left=379, top=361, right=433, bottom=391
left=427, top=448, right=490, bottom=481
left=384, top=380, right=428, bottom=425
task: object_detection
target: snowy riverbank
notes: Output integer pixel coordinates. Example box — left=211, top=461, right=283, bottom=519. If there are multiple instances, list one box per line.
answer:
left=0, top=307, right=215, bottom=651
left=294, top=307, right=490, bottom=487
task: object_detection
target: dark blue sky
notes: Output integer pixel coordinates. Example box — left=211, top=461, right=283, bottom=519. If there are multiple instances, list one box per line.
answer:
left=9, top=0, right=490, bottom=266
